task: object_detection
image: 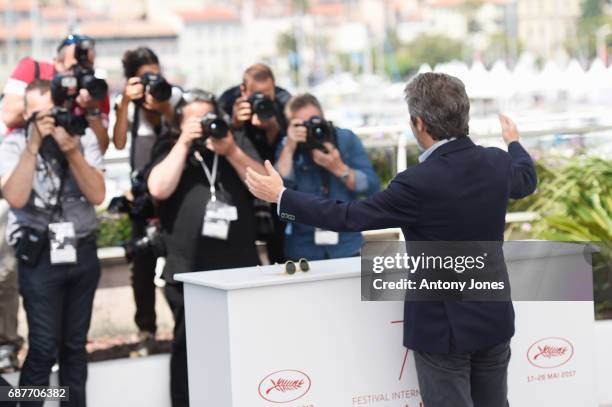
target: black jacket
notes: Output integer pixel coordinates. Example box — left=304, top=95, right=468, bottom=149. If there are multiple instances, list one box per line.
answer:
left=279, top=137, right=537, bottom=353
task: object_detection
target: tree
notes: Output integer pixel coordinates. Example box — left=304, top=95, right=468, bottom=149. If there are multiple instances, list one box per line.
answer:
left=393, top=34, right=464, bottom=77
left=572, top=0, right=612, bottom=61
left=581, top=0, right=604, bottom=19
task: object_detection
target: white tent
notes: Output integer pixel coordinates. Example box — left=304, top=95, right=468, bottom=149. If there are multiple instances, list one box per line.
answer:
left=564, top=59, right=587, bottom=100
left=465, top=60, right=494, bottom=99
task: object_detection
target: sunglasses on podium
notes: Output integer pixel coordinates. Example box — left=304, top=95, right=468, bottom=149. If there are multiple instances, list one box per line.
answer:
left=284, top=258, right=310, bottom=275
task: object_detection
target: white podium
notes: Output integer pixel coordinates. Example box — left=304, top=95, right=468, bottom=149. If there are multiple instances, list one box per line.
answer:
left=175, top=244, right=597, bottom=407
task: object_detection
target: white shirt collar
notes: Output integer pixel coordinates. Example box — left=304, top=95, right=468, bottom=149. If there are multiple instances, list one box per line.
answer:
left=418, top=138, right=456, bottom=163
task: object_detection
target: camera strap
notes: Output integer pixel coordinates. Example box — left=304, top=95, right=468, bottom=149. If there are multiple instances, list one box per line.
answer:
left=320, top=169, right=331, bottom=198
left=129, top=102, right=141, bottom=170
left=193, top=151, right=219, bottom=202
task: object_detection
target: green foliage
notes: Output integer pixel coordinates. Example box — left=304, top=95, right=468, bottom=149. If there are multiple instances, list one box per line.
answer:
left=581, top=0, right=604, bottom=19
left=96, top=212, right=132, bottom=248
left=570, top=0, right=612, bottom=60
left=367, top=147, right=420, bottom=188
left=482, top=32, right=523, bottom=66
left=523, top=155, right=612, bottom=318
left=367, top=147, right=396, bottom=188
left=277, top=31, right=297, bottom=56
left=393, top=34, right=464, bottom=78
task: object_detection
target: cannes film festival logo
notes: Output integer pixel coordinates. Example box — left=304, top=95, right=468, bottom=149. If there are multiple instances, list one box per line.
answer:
left=527, top=337, right=574, bottom=369
left=258, top=370, right=311, bottom=403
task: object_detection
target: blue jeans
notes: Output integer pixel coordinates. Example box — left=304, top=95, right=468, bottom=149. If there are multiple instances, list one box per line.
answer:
left=17, top=237, right=100, bottom=407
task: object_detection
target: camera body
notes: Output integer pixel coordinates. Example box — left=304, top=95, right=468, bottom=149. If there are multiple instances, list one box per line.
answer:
left=302, top=116, right=336, bottom=152
left=192, top=113, right=229, bottom=153
left=107, top=171, right=164, bottom=262
left=50, top=106, right=88, bottom=136
left=247, top=92, right=275, bottom=120
left=140, top=73, right=172, bottom=102
left=123, top=223, right=166, bottom=262
left=72, top=64, right=108, bottom=101
left=51, top=68, right=107, bottom=106
left=107, top=171, right=156, bottom=221
left=74, top=36, right=95, bottom=67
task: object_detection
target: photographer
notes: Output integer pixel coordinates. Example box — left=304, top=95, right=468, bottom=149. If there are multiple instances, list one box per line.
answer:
left=110, top=47, right=182, bottom=356
left=218, top=63, right=290, bottom=264
left=276, top=93, right=380, bottom=260
left=147, top=89, right=265, bottom=407
left=0, top=80, right=105, bottom=406
left=0, top=172, right=20, bottom=375
left=1, top=34, right=110, bottom=153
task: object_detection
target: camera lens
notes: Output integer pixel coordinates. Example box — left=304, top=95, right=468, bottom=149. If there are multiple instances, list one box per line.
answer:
left=249, top=92, right=275, bottom=120
left=313, top=125, right=325, bottom=139
left=201, top=114, right=229, bottom=139
left=143, top=73, right=172, bottom=102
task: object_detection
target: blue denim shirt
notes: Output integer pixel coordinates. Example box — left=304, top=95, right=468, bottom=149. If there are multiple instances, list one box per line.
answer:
left=276, top=127, right=380, bottom=260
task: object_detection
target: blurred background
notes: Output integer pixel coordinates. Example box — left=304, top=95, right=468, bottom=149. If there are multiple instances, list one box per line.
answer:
left=0, top=0, right=611, bottom=389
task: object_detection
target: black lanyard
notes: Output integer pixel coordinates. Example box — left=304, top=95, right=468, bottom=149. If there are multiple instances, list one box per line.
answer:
left=39, top=157, right=68, bottom=221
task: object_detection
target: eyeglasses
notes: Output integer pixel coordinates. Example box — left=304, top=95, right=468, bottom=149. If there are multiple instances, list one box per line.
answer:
left=284, top=258, right=310, bottom=275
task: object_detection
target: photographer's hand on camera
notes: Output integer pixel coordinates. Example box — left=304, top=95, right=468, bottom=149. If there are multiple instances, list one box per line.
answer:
left=205, top=131, right=236, bottom=157
left=312, top=142, right=356, bottom=191
left=31, top=113, right=55, bottom=143
left=277, top=119, right=306, bottom=178
left=253, top=113, right=280, bottom=144
left=178, top=116, right=204, bottom=148
left=286, top=119, right=307, bottom=150
left=143, top=92, right=173, bottom=121
left=75, top=88, right=99, bottom=110
left=74, top=84, right=109, bottom=153
left=124, top=77, right=145, bottom=102
left=52, top=125, right=80, bottom=156
left=231, top=96, right=251, bottom=129
left=49, top=121, right=106, bottom=205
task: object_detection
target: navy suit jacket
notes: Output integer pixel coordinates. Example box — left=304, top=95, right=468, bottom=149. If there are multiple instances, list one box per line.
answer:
left=279, top=137, right=537, bottom=353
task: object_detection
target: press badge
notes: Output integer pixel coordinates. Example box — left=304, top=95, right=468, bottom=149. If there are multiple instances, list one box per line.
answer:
left=202, top=199, right=238, bottom=240
left=48, top=222, right=77, bottom=264
left=314, top=228, right=339, bottom=245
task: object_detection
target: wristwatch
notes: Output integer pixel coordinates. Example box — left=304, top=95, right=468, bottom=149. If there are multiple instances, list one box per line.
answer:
left=86, top=108, right=101, bottom=120
left=339, top=167, right=350, bottom=182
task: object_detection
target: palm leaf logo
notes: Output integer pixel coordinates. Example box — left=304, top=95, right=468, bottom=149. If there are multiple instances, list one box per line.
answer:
left=266, top=378, right=304, bottom=394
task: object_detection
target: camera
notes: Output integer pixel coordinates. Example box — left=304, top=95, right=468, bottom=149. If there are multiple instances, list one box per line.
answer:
left=50, top=106, right=88, bottom=136
left=74, top=36, right=95, bottom=67
left=201, top=113, right=228, bottom=140
left=123, top=223, right=166, bottom=262
left=302, top=116, right=336, bottom=152
left=140, top=73, right=172, bottom=102
left=107, top=171, right=163, bottom=262
left=51, top=67, right=107, bottom=106
left=51, top=73, right=78, bottom=106
left=247, top=92, right=275, bottom=120
left=107, top=171, right=156, bottom=221
left=72, top=64, right=108, bottom=101
left=192, top=113, right=229, bottom=153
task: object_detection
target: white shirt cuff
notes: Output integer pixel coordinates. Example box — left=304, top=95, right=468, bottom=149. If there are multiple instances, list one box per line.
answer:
left=276, top=187, right=287, bottom=216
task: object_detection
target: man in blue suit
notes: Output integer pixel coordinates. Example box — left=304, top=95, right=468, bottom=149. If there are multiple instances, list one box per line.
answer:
left=245, top=72, right=537, bottom=407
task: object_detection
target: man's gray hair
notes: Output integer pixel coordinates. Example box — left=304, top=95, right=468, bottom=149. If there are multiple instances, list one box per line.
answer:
left=404, top=73, right=470, bottom=140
